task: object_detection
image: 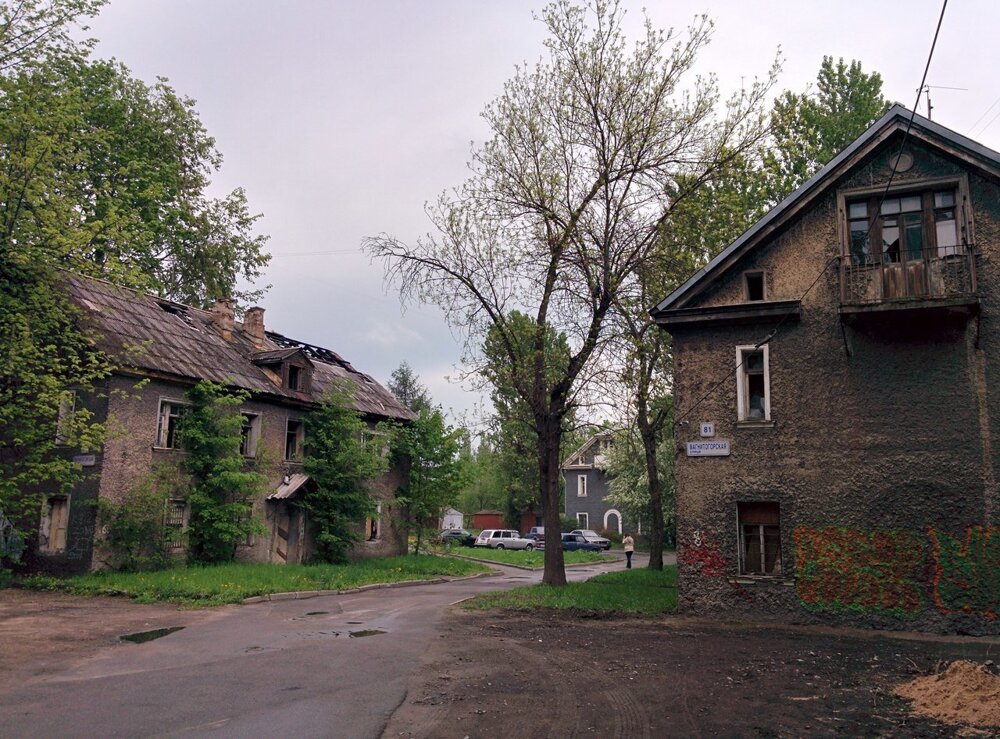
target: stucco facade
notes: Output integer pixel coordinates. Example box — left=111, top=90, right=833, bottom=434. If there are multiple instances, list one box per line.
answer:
left=653, top=106, right=1000, bottom=633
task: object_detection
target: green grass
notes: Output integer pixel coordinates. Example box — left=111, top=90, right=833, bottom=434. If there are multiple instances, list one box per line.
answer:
left=463, top=565, right=677, bottom=615
left=20, top=555, right=491, bottom=607
left=445, top=546, right=606, bottom=568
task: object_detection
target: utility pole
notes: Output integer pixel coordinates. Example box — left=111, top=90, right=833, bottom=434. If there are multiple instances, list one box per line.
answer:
left=918, top=84, right=968, bottom=121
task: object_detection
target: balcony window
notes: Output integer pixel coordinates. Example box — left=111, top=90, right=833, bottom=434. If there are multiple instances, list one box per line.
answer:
left=846, top=188, right=960, bottom=266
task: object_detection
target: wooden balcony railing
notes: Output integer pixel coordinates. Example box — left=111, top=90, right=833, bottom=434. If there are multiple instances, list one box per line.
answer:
left=839, top=244, right=978, bottom=306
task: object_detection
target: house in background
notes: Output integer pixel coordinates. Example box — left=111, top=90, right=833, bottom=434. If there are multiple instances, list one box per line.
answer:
left=652, top=104, right=999, bottom=634
left=440, top=507, right=464, bottom=530
left=562, top=431, right=630, bottom=535
left=27, top=273, right=415, bottom=574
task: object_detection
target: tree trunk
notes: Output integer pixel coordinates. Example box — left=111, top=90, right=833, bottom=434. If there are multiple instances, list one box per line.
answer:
left=637, top=408, right=664, bottom=570
left=538, top=418, right=567, bottom=586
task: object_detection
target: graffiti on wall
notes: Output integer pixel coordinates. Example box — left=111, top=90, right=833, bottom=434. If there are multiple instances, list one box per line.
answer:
left=929, top=526, right=1000, bottom=620
left=793, top=526, right=925, bottom=615
left=678, top=530, right=726, bottom=577
left=792, top=525, right=1000, bottom=619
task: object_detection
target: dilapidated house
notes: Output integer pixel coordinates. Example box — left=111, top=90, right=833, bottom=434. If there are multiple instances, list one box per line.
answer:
left=652, top=105, right=999, bottom=633
left=27, top=273, right=414, bottom=574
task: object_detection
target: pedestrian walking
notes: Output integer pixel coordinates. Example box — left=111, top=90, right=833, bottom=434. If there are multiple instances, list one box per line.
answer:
left=623, top=533, right=634, bottom=569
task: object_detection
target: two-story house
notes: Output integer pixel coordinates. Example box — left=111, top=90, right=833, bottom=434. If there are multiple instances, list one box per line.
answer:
left=27, top=272, right=415, bottom=574
left=652, top=105, right=999, bottom=633
left=562, top=431, right=630, bottom=535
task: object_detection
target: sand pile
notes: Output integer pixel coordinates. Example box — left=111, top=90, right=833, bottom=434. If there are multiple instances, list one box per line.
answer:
left=895, top=660, right=1000, bottom=730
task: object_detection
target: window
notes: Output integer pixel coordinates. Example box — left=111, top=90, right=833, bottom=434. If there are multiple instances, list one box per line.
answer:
left=846, top=187, right=961, bottom=266
left=287, top=365, right=301, bottom=391
left=365, top=502, right=382, bottom=541
left=156, top=400, right=187, bottom=449
left=164, top=498, right=187, bottom=550
left=577, top=474, right=588, bottom=497
left=736, top=345, right=770, bottom=422
left=39, top=495, right=70, bottom=553
left=284, top=419, right=304, bottom=461
left=240, top=413, right=261, bottom=457
left=576, top=512, right=589, bottom=528
left=744, top=271, right=766, bottom=302
left=55, top=391, right=75, bottom=445
left=738, top=502, right=781, bottom=575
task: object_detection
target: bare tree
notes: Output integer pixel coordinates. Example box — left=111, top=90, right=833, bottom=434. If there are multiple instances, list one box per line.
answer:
left=365, top=0, right=776, bottom=585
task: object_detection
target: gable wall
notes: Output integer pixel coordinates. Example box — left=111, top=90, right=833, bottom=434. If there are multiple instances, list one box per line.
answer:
left=669, top=136, right=1000, bottom=633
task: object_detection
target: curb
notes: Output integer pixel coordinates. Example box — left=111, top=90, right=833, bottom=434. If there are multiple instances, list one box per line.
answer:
left=240, top=570, right=499, bottom=605
left=440, top=551, right=614, bottom=571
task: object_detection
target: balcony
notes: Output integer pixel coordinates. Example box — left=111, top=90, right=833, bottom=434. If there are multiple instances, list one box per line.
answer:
left=838, top=244, right=979, bottom=322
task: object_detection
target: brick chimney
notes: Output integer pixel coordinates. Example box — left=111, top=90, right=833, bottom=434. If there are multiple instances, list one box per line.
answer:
left=211, top=298, right=236, bottom=341
left=244, top=306, right=266, bottom=349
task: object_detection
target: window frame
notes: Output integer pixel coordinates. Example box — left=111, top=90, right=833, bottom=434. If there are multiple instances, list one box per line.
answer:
left=735, top=344, right=771, bottom=423
left=737, top=501, right=782, bottom=576
left=838, top=175, right=972, bottom=266
left=240, top=412, right=262, bottom=458
left=164, top=498, right=188, bottom=550
left=576, top=512, right=589, bottom=529
left=284, top=418, right=304, bottom=461
left=743, top=270, right=766, bottom=302
left=577, top=474, right=588, bottom=497
left=155, top=399, right=188, bottom=449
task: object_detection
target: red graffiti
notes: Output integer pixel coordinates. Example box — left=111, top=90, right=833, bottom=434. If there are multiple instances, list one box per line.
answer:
left=679, top=533, right=726, bottom=577
left=929, top=526, right=1000, bottom=620
left=793, top=526, right=924, bottom=614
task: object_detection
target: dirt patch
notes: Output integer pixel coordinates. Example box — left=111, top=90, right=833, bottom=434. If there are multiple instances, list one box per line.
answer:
left=386, top=610, right=1000, bottom=738
left=0, top=588, right=219, bottom=691
left=895, top=660, right=1000, bottom=731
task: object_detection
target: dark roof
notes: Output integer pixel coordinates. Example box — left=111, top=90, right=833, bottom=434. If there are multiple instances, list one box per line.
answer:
left=652, top=104, right=1000, bottom=315
left=64, top=272, right=415, bottom=421
left=251, top=348, right=304, bottom=364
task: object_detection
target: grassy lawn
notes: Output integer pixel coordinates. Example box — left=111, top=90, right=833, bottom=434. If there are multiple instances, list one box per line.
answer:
left=20, top=555, right=491, bottom=607
left=464, top=565, right=677, bottom=616
left=444, top=546, right=606, bottom=568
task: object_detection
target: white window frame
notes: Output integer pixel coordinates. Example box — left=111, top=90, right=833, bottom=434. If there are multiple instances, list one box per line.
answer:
left=736, top=344, right=771, bottom=422
left=155, top=399, right=188, bottom=449
left=603, top=508, right=622, bottom=534
left=576, top=512, right=589, bottom=528
left=577, top=474, right=588, bottom=497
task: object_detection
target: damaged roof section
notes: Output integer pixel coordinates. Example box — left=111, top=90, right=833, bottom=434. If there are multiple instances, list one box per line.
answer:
left=63, top=272, right=415, bottom=422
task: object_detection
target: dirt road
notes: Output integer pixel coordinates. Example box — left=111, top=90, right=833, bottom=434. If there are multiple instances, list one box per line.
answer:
left=386, top=610, right=1000, bottom=738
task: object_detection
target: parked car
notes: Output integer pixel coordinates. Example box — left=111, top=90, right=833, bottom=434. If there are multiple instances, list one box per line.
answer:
left=570, top=529, right=611, bottom=550
left=559, top=533, right=603, bottom=552
left=439, top=528, right=476, bottom=547
left=474, top=529, right=536, bottom=550
left=523, top=529, right=545, bottom=543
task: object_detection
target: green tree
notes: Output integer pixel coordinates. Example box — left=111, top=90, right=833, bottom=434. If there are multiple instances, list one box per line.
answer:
left=765, top=56, right=888, bottom=202
left=604, top=426, right=676, bottom=548
left=388, top=406, right=464, bottom=554
left=368, top=2, right=776, bottom=584
left=387, top=360, right=431, bottom=413
left=181, top=381, right=266, bottom=564
left=0, top=0, right=105, bottom=72
left=302, top=384, right=387, bottom=563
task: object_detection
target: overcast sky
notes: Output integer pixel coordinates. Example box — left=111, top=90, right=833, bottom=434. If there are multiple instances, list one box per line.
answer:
left=84, top=0, right=1000, bottom=426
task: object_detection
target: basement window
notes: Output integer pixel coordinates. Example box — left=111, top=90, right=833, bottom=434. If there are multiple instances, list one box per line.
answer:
left=738, top=502, right=781, bottom=576
left=744, top=271, right=766, bottom=301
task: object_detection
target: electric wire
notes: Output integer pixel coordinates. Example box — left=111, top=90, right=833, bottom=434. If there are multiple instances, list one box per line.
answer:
left=672, top=0, right=949, bottom=429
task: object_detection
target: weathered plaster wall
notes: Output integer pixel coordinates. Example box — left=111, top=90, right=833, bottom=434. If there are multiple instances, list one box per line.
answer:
left=670, top=137, right=1000, bottom=633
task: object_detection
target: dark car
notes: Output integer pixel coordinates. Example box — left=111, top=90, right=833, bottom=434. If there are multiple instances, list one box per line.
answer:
left=440, top=528, right=476, bottom=547
left=559, top=533, right=603, bottom=552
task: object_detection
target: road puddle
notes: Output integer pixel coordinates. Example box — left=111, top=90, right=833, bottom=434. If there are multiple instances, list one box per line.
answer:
left=120, top=626, right=184, bottom=643
left=349, top=629, right=386, bottom=638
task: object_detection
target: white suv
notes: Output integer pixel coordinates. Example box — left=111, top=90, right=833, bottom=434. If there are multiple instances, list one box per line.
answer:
left=474, top=529, right=535, bottom=550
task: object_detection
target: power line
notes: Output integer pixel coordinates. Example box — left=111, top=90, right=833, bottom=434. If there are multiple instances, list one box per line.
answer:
left=970, top=94, right=1000, bottom=133
left=673, top=0, right=949, bottom=428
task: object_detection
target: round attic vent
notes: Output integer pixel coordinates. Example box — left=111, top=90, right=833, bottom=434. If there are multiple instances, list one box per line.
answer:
left=889, top=152, right=914, bottom=172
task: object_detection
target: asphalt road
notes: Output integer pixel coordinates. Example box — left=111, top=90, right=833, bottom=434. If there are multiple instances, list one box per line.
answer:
left=1, top=554, right=656, bottom=738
